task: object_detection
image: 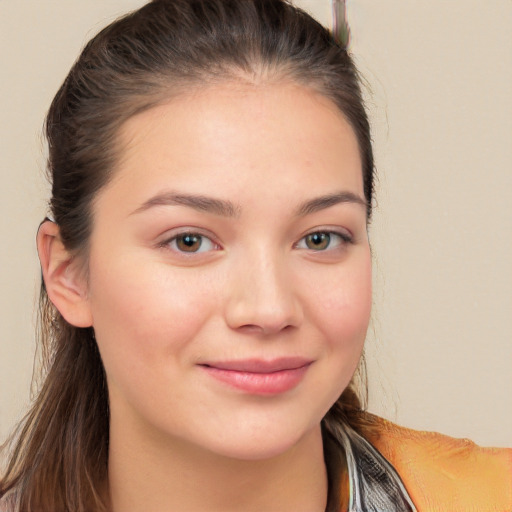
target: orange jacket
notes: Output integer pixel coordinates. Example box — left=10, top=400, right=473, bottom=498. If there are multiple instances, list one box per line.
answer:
left=363, top=418, right=512, bottom=512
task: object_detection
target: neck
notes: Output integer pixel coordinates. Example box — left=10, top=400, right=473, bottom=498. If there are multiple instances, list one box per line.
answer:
left=107, top=416, right=328, bottom=512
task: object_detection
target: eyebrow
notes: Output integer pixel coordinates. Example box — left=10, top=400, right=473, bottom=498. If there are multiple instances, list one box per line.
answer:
left=131, top=190, right=367, bottom=218
left=295, top=191, right=368, bottom=216
left=131, top=192, right=240, bottom=217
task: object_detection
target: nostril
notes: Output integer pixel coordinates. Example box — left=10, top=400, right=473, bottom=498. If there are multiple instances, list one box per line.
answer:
left=224, top=275, right=304, bottom=334
left=238, top=324, right=267, bottom=335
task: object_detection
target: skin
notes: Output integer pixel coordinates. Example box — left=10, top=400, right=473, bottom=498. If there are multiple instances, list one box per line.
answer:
left=38, top=81, right=372, bottom=512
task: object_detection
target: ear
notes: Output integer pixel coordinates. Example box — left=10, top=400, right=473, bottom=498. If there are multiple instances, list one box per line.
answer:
left=37, top=220, right=93, bottom=328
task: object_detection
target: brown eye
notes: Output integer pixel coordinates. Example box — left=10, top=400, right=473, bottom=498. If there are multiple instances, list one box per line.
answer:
left=163, top=231, right=218, bottom=255
left=305, top=232, right=331, bottom=250
left=296, top=231, right=352, bottom=252
left=175, top=234, right=203, bottom=252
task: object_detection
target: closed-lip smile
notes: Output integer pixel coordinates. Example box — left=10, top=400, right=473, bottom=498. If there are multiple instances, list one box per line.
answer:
left=198, top=357, right=313, bottom=395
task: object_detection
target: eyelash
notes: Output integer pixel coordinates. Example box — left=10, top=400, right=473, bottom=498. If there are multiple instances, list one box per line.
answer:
left=159, top=231, right=220, bottom=254
left=159, top=229, right=353, bottom=255
left=294, top=230, right=353, bottom=251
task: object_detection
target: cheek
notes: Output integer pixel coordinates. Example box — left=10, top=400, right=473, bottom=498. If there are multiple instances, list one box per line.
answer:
left=87, top=256, right=218, bottom=375
left=314, top=253, right=372, bottom=349
left=297, top=254, right=372, bottom=423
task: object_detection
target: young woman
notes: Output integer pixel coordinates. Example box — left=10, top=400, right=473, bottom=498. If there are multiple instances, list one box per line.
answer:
left=1, top=1, right=510, bottom=511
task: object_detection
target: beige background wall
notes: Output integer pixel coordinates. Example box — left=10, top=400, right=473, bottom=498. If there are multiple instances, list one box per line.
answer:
left=1, top=1, right=510, bottom=448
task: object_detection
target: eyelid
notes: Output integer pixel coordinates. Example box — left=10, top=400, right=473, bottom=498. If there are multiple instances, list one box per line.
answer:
left=156, top=226, right=354, bottom=255
left=158, top=228, right=222, bottom=254
left=294, top=228, right=353, bottom=251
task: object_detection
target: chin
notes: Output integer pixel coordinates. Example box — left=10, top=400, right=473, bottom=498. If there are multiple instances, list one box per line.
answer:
left=201, top=423, right=321, bottom=462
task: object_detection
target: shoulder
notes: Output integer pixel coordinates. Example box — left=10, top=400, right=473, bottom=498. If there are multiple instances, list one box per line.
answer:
left=364, top=414, right=512, bottom=512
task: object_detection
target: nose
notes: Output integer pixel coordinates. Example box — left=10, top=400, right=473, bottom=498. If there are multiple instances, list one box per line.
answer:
left=224, top=250, right=303, bottom=336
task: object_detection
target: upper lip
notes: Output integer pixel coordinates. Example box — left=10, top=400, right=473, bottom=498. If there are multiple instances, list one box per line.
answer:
left=199, top=357, right=313, bottom=373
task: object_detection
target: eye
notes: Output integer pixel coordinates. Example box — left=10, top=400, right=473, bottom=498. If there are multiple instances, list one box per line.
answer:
left=164, top=232, right=218, bottom=253
left=296, top=230, right=352, bottom=251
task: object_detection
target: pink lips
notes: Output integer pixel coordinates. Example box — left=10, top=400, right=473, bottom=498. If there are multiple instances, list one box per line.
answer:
left=199, top=357, right=313, bottom=395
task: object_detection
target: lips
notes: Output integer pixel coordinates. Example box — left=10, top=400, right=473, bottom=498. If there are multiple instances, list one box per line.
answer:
left=198, top=357, right=313, bottom=395
left=201, top=357, right=312, bottom=373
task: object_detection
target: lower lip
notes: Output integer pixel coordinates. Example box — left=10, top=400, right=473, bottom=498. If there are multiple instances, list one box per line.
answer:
left=200, top=364, right=311, bottom=395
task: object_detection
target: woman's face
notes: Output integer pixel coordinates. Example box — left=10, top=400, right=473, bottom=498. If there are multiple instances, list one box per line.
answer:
left=84, top=81, right=371, bottom=460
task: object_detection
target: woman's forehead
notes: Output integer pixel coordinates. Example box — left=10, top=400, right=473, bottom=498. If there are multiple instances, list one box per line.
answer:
left=109, top=81, right=364, bottom=204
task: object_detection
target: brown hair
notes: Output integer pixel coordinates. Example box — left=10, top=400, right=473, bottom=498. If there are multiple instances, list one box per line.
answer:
left=0, top=1, right=375, bottom=510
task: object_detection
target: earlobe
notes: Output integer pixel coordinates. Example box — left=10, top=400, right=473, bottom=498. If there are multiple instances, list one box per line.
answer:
left=37, top=220, right=93, bottom=328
